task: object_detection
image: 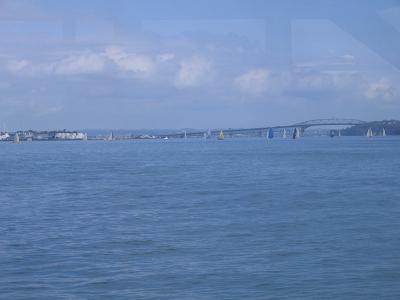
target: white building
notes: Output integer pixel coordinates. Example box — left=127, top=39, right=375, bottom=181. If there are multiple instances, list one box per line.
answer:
left=55, top=132, right=87, bottom=140
left=0, top=132, right=10, bottom=141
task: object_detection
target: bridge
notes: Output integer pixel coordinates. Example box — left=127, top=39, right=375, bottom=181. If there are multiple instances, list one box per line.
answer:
left=162, top=118, right=366, bottom=138
left=289, top=119, right=366, bottom=129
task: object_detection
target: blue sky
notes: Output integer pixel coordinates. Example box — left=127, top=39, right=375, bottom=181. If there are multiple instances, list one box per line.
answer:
left=0, top=0, right=400, bottom=130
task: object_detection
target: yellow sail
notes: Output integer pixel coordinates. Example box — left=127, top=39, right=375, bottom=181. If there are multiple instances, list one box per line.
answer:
left=218, top=130, right=224, bottom=140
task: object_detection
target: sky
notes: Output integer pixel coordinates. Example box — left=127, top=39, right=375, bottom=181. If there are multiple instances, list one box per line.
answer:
left=0, top=0, right=400, bottom=130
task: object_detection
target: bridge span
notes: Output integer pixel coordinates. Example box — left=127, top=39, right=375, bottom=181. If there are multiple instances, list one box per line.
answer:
left=163, top=118, right=366, bottom=138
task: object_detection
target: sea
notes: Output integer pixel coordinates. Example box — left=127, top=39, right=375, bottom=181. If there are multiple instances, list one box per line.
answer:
left=1, top=136, right=400, bottom=299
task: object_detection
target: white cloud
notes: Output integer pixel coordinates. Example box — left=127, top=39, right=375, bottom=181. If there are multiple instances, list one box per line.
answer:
left=53, top=53, right=105, bottom=75
left=174, top=56, right=213, bottom=88
left=4, top=54, right=105, bottom=76
left=3, top=47, right=159, bottom=78
left=5, top=59, right=31, bottom=73
left=234, top=68, right=270, bottom=95
left=105, top=46, right=155, bottom=77
left=365, top=79, right=397, bottom=102
left=294, top=72, right=336, bottom=91
left=2, top=45, right=398, bottom=110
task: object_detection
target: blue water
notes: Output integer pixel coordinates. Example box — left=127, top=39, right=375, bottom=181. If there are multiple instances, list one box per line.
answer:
left=1, top=137, right=400, bottom=299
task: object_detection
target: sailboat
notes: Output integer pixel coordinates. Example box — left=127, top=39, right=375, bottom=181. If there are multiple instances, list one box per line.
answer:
left=382, top=128, right=386, bottom=137
left=207, top=128, right=212, bottom=139
left=218, top=130, right=224, bottom=140
left=183, top=131, right=187, bottom=139
left=292, top=128, right=300, bottom=139
left=338, top=130, right=341, bottom=137
left=267, top=128, right=274, bottom=140
left=282, top=129, right=287, bottom=139
left=107, top=131, right=114, bottom=141
left=367, top=128, right=373, bottom=138
left=13, top=133, right=20, bottom=144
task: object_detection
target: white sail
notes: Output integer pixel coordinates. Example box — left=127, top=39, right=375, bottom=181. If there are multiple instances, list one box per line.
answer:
left=282, top=129, right=287, bottom=139
left=107, top=132, right=114, bottom=141
left=13, top=133, right=20, bottom=143
left=382, top=128, right=386, bottom=137
left=367, top=128, right=373, bottom=138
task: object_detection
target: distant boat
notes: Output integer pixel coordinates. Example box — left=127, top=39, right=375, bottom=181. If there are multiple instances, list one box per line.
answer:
left=382, top=128, right=386, bottom=137
left=282, top=129, right=287, bottom=139
left=367, top=128, right=373, bottom=138
left=292, top=128, right=300, bottom=139
left=267, top=128, right=274, bottom=140
left=13, top=133, right=20, bottom=144
left=203, top=132, right=207, bottom=139
left=218, top=130, right=224, bottom=140
left=163, top=136, right=169, bottom=140
left=207, top=128, right=212, bottom=139
left=338, top=130, right=341, bottom=137
left=183, top=131, right=187, bottom=139
left=107, top=132, right=114, bottom=141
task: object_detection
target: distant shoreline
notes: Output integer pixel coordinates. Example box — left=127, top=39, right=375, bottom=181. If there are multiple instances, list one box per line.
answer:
left=1, top=120, right=399, bottom=142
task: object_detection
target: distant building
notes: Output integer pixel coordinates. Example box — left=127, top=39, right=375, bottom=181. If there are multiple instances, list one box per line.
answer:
left=21, top=131, right=35, bottom=140
left=34, top=132, right=51, bottom=140
left=54, top=131, right=87, bottom=140
left=0, top=132, right=10, bottom=141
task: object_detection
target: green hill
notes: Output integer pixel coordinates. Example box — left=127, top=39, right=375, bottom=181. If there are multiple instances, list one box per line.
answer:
left=340, top=120, right=400, bottom=136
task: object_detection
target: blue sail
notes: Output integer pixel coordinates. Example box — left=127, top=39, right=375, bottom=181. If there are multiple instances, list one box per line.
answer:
left=267, top=128, right=274, bottom=139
